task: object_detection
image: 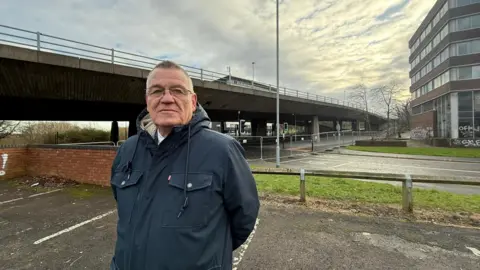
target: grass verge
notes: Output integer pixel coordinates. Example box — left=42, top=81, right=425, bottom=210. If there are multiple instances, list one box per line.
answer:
left=346, top=145, right=480, bottom=158
left=254, top=173, right=480, bottom=213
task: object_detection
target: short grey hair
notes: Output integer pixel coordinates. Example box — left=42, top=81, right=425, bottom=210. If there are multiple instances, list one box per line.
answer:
left=146, top=60, right=194, bottom=93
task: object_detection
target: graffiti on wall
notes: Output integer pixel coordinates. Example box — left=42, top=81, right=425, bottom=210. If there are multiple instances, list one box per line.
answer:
left=410, top=126, right=433, bottom=140
left=0, top=153, right=8, bottom=176
left=458, top=125, right=480, bottom=138
left=451, top=139, right=480, bottom=148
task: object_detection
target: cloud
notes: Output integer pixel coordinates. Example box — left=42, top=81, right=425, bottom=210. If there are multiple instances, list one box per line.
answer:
left=0, top=0, right=435, bottom=103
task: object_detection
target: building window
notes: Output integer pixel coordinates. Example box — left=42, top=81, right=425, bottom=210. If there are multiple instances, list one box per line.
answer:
left=457, top=0, right=472, bottom=6
left=458, top=91, right=474, bottom=138
left=457, top=17, right=470, bottom=31
left=458, top=66, right=473, bottom=80
left=412, top=105, right=422, bottom=115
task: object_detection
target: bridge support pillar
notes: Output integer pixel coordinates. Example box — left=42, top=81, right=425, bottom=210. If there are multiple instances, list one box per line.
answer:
left=352, top=120, right=358, bottom=131
left=312, top=116, right=319, bottom=141
left=251, top=119, right=267, bottom=136
left=128, top=119, right=137, bottom=137
left=220, top=121, right=226, bottom=133
left=110, top=121, right=119, bottom=145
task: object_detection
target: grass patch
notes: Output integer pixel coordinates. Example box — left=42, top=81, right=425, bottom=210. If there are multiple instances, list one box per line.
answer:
left=254, top=174, right=480, bottom=213
left=346, top=146, right=480, bottom=158
left=64, top=184, right=111, bottom=199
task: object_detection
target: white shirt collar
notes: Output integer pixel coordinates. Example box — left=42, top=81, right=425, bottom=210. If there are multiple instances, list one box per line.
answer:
left=157, top=130, right=166, bottom=145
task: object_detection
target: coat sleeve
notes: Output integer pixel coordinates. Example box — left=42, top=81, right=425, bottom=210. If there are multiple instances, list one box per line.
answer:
left=223, top=139, right=260, bottom=250
left=110, top=146, right=123, bottom=202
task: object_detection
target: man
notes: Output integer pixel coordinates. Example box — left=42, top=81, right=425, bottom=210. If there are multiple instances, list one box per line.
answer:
left=110, top=60, right=260, bottom=270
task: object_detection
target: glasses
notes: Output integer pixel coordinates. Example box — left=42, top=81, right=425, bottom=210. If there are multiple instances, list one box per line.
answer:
left=146, top=86, right=192, bottom=98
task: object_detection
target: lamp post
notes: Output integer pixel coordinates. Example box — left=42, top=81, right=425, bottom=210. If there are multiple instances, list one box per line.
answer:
left=227, top=66, right=231, bottom=83
left=275, top=0, right=280, bottom=168
left=237, top=111, right=240, bottom=136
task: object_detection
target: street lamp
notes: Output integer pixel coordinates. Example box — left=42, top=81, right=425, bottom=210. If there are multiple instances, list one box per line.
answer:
left=227, top=66, right=231, bottom=83
left=275, top=0, right=280, bottom=168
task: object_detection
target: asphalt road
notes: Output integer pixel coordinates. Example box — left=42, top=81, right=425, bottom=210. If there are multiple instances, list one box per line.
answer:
left=1, top=181, right=479, bottom=270
left=243, top=135, right=371, bottom=160
left=254, top=152, right=480, bottom=195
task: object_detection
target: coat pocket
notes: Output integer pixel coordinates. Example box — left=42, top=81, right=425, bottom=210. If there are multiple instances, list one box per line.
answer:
left=111, top=170, right=143, bottom=226
left=161, top=172, right=213, bottom=228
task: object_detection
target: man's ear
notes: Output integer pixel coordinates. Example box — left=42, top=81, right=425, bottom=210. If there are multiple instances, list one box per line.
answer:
left=191, top=94, right=198, bottom=111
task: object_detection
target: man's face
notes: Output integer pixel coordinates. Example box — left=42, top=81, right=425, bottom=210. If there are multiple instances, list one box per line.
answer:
left=146, top=68, right=197, bottom=129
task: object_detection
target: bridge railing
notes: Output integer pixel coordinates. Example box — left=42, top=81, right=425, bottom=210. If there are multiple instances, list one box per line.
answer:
left=0, top=24, right=384, bottom=118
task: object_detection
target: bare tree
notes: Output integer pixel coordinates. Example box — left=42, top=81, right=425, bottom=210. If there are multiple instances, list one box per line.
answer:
left=392, top=98, right=412, bottom=133
left=20, top=121, right=79, bottom=144
left=0, top=121, right=20, bottom=140
left=373, top=80, right=403, bottom=136
left=348, top=83, right=374, bottom=131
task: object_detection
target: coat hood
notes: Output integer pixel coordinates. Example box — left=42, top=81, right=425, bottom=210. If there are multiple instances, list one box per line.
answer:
left=135, top=103, right=211, bottom=138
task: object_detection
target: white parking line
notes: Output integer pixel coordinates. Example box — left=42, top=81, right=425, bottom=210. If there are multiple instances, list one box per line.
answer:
left=0, top=197, right=24, bottom=205
left=0, top=189, right=63, bottom=205
left=34, top=210, right=117, bottom=245
left=233, top=218, right=260, bottom=270
left=28, top=189, right=62, bottom=198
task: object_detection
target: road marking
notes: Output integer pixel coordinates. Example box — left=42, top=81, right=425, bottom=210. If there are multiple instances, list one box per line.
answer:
left=331, top=162, right=351, bottom=168
left=28, top=189, right=62, bottom=198
left=466, top=246, right=480, bottom=256
left=0, top=197, right=24, bottom=205
left=233, top=218, right=260, bottom=270
left=0, top=189, right=63, bottom=205
left=279, top=156, right=480, bottom=174
left=33, top=210, right=117, bottom=245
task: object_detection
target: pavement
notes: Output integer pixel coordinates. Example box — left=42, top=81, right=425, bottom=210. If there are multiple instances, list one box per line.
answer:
left=1, top=180, right=479, bottom=269
left=252, top=152, right=480, bottom=195
left=338, top=148, right=480, bottom=163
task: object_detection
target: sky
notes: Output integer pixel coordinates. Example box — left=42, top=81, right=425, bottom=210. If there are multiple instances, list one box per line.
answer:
left=0, top=0, right=436, bottom=129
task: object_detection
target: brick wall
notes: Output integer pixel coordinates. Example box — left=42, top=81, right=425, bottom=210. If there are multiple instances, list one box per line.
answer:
left=411, top=110, right=436, bottom=130
left=0, top=145, right=117, bottom=186
left=0, top=146, right=28, bottom=179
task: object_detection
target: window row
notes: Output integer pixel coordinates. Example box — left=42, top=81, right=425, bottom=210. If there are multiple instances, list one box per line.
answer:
left=453, top=0, right=480, bottom=8
left=411, top=13, right=480, bottom=71
left=410, top=23, right=449, bottom=70
left=413, top=64, right=480, bottom=100
left=411, top=1, right=448, bottom=53
left=413, top=70, right=451, bottom=99
left=411, top=38, right=480, bottom=84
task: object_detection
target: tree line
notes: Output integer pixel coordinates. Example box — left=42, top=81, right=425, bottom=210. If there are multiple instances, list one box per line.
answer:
left=0, top=121, right=129, bottom=145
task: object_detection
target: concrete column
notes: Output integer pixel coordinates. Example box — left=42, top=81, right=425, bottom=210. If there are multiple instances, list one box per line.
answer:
left=251, top=119, right=267, bottom=136
left=110, top=121, right=119, bottom=144
left=352, top=120, right=358, bottom=131
left=312, top=116, right=319, bottom=141
left=220, top=121, right=226, bottom=133
left=128, top=119, right=137, bottom=137
left=450, top=92, right=459, bottom=139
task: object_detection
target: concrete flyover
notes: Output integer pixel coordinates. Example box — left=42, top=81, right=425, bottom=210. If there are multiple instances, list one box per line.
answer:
left=0, top=24, right=386, bottom=134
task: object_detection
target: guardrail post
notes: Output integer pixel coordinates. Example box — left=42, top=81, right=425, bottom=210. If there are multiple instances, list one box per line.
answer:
left=299, top=168, right=306, bottom=202
left=260, top=137, right=263, bottom=160
left=200, top=69, right=203, bottom=80
left=111, top=49, right=114, bottom=64
left=36, top=32, right=41, bottom=50
left=402, top=174, right=413, bottom=213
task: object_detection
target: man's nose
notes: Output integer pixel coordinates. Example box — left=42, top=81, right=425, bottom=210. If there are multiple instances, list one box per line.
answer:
left=160, top=90, right=175, bottom=103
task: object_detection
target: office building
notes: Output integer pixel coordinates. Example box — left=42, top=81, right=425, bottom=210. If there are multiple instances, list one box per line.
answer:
left=409, top=0, right=480, bottom=139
